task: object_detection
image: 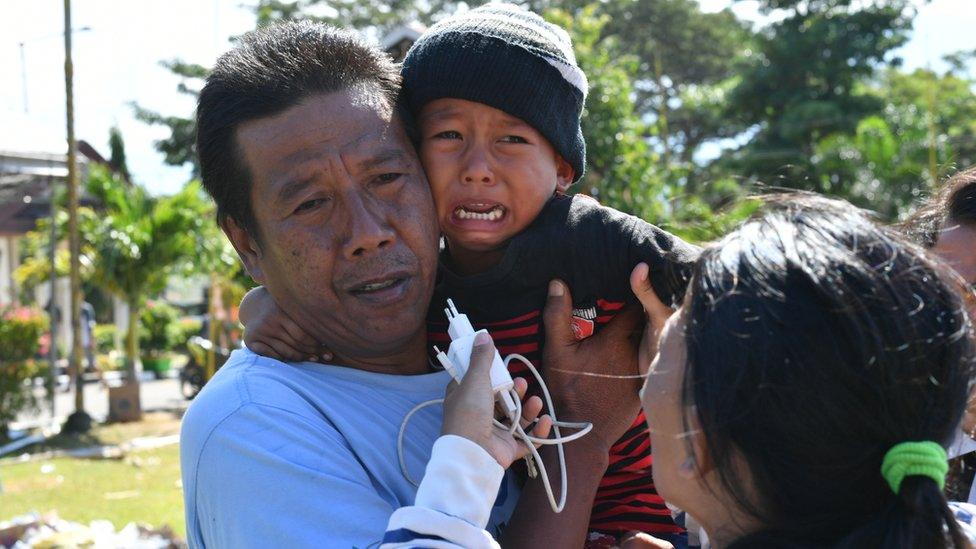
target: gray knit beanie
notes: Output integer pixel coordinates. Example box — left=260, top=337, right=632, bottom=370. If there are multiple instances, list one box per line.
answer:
left=401, top=3, right=588, bottom=182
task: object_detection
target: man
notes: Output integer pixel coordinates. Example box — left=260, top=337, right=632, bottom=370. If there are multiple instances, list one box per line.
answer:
left=181, top=21, right=651, bottom=548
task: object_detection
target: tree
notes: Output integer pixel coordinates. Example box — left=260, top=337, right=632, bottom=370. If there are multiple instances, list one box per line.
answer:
left=80, top=167, right=210, bottom=387
left=722, top=0, right=914, bottom=191
left=107, top=126, right=132, bottom=183
left=592, top=0, right=754, bottom=174
left=131, top=60, right=208, bottom=175
left=813, top=61, right=976, bottom=219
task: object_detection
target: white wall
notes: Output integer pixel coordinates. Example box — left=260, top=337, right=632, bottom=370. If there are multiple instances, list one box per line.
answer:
left=0, top=234, right=21, bottom=306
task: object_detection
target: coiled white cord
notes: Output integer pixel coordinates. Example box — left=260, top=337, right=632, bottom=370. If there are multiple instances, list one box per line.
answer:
left=397, top=353, right=592, bottom=513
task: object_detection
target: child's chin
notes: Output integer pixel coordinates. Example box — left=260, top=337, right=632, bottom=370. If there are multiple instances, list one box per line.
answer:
left=452, top=234, right=509, bottom=253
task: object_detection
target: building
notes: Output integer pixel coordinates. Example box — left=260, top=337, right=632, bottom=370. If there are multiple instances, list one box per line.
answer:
left=0, top=143, right=105, bottom=346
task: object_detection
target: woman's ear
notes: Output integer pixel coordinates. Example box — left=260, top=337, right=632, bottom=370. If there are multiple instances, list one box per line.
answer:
left=679, top=417, right=713, bottom=481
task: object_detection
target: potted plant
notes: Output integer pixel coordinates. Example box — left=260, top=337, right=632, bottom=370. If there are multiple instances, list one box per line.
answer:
left=138, top=301, right=179, bottom=378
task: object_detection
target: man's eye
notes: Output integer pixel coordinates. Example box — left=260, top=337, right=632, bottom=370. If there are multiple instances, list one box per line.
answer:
left=294, top=198, right=326, bottom=214
left=500, top=135, right=528, bottom=144
left=433, top=130, right=462, bottom=140
left=376, top=173, right=403, bottom=184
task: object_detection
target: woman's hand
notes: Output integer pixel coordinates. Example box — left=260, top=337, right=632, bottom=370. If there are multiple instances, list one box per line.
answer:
left=441, top=332, right=553, bottom=469
left=630, top=262, right=677, bottom=376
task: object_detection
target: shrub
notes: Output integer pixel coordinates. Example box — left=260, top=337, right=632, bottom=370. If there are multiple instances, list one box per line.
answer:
left=138, top=301, right=180, bottom=358
left=0, top=307, right=47, bottom=440
left=94, top=323, right=118, bottom=354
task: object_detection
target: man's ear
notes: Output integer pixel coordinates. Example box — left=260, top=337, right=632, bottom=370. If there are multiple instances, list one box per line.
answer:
left=221, top=216, right=266, bottom=284
left=555, top=155, right=575, bottom=194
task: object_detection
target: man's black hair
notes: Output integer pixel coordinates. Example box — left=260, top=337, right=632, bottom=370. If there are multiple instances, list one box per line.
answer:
left=196, top=21, right=411, bottom=237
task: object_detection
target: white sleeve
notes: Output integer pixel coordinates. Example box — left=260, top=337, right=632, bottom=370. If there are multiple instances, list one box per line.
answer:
left=382, top=435, right=504, bottom=549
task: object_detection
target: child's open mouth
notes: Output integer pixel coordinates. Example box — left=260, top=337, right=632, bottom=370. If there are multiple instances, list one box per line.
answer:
left=453, top=203, right=506, bottom=222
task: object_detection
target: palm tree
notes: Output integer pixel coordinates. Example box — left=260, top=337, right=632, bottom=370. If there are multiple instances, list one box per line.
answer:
left=81, top=167, right=208, bottom=399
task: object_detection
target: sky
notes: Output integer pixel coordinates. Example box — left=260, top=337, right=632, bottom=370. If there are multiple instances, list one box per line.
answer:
left=1, top=0, right=974, bottom=196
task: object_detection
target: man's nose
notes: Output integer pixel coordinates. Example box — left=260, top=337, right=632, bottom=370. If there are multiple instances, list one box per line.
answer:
left=460, top=146, right=495, bottom=186
left=341, top=192, right=395, bottom=259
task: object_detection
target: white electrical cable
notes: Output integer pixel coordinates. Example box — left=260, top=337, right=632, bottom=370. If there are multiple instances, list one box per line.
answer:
left=395, top=353, right=593, bottom=514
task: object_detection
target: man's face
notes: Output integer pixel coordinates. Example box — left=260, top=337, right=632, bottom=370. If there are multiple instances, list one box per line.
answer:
left=225, top=89, right=440, bottom=360
left=417, top=98, right=575, bottom=256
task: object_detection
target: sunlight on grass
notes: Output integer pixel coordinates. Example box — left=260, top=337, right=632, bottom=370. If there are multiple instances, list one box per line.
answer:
left=0, top=413, right=186, bottom=538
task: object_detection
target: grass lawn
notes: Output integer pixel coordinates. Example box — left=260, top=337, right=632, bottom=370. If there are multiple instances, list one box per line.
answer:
left=0, top=412, right=185, bottom=538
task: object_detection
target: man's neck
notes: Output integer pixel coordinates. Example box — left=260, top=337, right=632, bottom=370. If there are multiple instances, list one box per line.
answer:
left=328, top=330, right=432, bottom=376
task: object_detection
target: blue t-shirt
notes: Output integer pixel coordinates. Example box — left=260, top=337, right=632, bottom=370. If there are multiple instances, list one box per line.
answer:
left=180, top=348, right=518, bottom=548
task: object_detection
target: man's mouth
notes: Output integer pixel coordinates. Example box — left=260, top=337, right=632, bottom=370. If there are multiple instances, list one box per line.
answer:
left=353, top=278, right=402, bottom=293
left=349, top=273, right=411, bottom=297
left=453, top=203, right=506, bottom=222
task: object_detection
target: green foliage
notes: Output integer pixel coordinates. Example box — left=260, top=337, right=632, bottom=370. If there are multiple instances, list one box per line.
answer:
left=173, top=317, right=204, bottom=345
left=131, top=60, right=208, bottom=175
left=812, top=65, right=976, bottom=219
left=545, top=6, right=662, bottom=221
left=108, top=126, right=131, bottom=183
left=724, top=0, right=914, bottom=190
left=0, top=307, right=47, bottom=438
left=138, top=302, right=181, bottom=357
left=94, top=324, right=118, bottom=355
left=0, top=308, right=46, bottom=362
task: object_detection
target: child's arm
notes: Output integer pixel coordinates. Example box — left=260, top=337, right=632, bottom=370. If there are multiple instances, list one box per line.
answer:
left=239, top=286, right=331, bottom=362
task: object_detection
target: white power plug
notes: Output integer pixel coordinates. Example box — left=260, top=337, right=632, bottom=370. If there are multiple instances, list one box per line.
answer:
left=398, top=298, right=594, bottom=514
left=434, top=299, right=518, bottom=416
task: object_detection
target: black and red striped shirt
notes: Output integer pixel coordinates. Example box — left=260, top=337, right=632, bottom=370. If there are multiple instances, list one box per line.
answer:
left=428, top=194, right=700, bottom=542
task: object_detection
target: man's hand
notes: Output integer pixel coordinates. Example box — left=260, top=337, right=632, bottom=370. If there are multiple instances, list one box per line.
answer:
left=442, top=332, right=553, bottom=468
left=542, top=279, right=645, bottom=453
left=240, top=286, right=331, bottom=362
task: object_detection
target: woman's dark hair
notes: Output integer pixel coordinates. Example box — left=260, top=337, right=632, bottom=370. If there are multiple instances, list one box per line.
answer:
left=196, top=21, right=405, bottom=238
left=681, top=194, right=976, bottom=547
left=901, top=168, right=976, bottom=248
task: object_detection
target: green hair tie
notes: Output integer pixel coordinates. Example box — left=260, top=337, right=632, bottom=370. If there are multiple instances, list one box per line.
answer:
left=881, top=441, right=948, bottom=494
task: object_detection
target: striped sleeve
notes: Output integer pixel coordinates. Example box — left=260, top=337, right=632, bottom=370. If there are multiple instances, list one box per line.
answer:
left=382, top=435, right=503, bottom=549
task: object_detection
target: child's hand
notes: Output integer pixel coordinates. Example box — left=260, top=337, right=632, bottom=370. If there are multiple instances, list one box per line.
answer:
left=239, top=286, right=331, bottom=362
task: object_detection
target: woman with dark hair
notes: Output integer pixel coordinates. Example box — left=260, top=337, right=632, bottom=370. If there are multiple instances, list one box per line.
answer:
left=901, top=168, right=976, bottom=503
left=902, top=167, right=976, bottom=312
left=637, top=195, right=976, bottom=548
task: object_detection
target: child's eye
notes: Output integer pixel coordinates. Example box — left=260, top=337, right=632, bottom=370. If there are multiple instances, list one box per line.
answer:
left=500, top=135, right=528, bottom=144
left=433, top=130, right=462, bottom=140
left=294, top=198, right=327, bottom=214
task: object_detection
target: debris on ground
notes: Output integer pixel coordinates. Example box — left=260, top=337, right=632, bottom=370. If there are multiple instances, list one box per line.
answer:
left=0, top=512, right=185, bottom=548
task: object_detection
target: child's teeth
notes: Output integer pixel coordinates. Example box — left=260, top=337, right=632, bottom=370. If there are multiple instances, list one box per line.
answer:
left=456, top=206, right=503, bottom=220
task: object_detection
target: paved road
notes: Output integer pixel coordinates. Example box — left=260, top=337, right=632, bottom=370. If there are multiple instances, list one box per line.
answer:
left=14, top=373, right=189, bottom=429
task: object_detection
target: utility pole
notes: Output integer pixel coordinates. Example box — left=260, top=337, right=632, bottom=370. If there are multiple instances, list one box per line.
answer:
left=63, top=0, right=91, bottom=433
left=18, top=42, right=29, bottom=114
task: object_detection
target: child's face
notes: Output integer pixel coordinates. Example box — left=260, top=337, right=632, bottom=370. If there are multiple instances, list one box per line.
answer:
left=417, top=98, right=575, bottom=255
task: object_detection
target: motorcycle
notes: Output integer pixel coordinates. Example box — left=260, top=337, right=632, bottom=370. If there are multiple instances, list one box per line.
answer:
left=180, top=335, right=232, bottom=400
